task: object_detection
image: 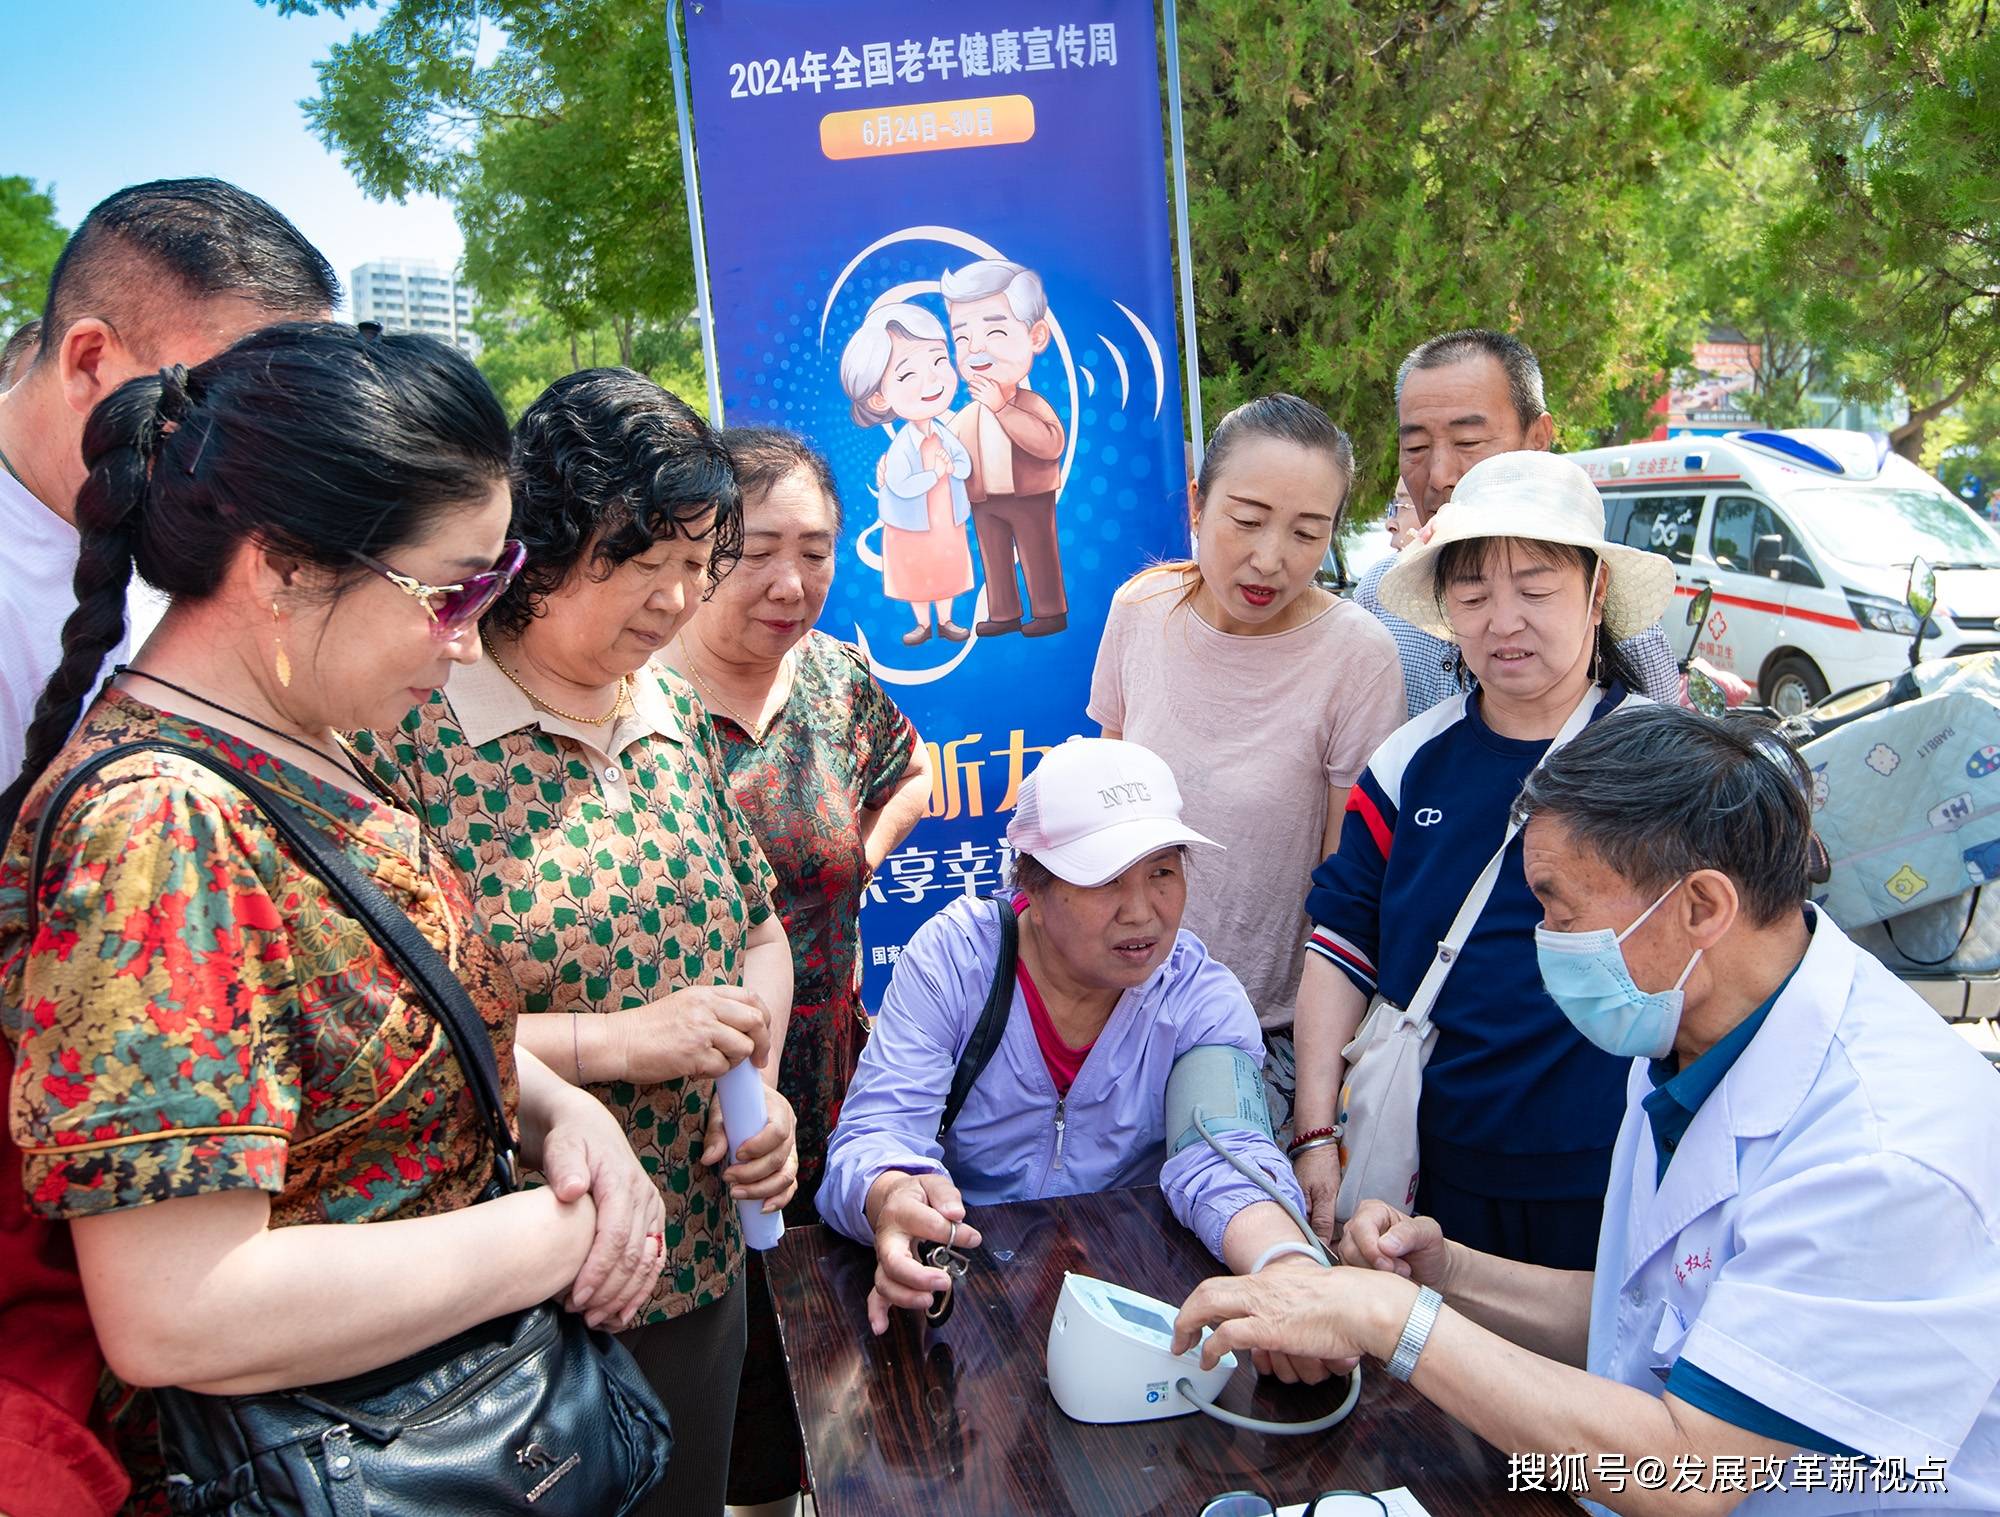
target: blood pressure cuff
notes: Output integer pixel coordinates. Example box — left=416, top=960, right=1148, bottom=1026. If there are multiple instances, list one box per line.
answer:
left=1165, top=1044, right=1273, bottom=1157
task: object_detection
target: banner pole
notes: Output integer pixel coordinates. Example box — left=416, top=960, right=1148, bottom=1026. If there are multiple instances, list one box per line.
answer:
left=666, top=0, right=725, bottom=426
left=1161, top=0, right=1204, bottom=477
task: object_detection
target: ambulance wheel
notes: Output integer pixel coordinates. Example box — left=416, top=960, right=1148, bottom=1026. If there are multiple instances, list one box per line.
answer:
left=1765, top=656, right=1828, bottom=718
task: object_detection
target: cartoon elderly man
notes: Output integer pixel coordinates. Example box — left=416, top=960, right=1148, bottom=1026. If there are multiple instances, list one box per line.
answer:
left=941, top=258, right=1068, bottom=637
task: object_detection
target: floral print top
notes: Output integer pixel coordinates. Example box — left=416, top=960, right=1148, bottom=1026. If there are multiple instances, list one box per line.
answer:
left=353, top=654, right=777, bottom=1323
left=695, top=631, right=916, bottom=1224
left=1, top=692, right=518, bottom=1227
left=1, top=692, right=521, bottom=1517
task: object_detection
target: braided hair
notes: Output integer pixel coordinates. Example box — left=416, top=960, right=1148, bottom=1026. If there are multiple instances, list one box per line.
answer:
left=0, top=321, right=510, bottom=834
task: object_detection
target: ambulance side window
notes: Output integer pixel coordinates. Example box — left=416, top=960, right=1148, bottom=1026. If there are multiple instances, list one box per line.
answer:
left=1604, top=496, right=1636, bottom=545
left=1712, top=496, right=1822, bottom=586
left=1710, top=496, right=1764, bottom=572
left=1762, top=505, right=1823, bottom=587
left=1620, top=494, right=1701, bottom=565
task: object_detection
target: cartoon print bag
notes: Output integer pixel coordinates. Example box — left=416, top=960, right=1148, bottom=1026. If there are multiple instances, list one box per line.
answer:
left=1801, top=653, right=2000, bottom=929
left=1849, top=888, right=2000, bottom=977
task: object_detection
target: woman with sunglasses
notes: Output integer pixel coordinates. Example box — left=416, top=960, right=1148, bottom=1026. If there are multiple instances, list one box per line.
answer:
left=353, top=369, right=799, bottom=1517
left=0, top=324, right=667, bottom=1507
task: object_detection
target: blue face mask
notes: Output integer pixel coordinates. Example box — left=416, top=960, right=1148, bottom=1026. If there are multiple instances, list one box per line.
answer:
left=1534, top=880, right=1701, bottom=1059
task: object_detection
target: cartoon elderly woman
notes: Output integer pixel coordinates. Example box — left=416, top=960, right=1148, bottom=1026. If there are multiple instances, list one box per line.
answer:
left=840, top=301, right=974, bottom=646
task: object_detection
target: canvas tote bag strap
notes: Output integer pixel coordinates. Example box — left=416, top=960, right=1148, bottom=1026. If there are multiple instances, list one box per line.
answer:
left=1399, top=685, right=1604, bottom=1031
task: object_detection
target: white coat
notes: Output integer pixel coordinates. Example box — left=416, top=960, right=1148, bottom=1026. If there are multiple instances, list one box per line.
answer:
left=1585, top=909, right=2000, bottom=1514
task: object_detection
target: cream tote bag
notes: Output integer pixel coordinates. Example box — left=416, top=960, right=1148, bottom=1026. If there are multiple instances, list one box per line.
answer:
left=1334, top=687, right=1602, bottom=1224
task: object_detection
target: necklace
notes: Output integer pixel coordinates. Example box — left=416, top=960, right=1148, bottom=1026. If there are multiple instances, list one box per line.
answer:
left=118, top=666, right=434, bottom=919
left=0, top=438, right=23, bottom=487
left=677, top=634, right=791, bottom=739
left=482, top=633, right=627, bottom=725
left=118, top=666, right=368, bottom=788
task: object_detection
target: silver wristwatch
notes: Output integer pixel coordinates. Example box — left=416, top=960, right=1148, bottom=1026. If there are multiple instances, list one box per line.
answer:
left=1383, top=1285, right=1444, bottom=1382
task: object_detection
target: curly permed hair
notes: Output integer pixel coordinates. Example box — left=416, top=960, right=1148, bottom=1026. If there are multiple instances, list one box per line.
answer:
left=489, top=368, right=743, bottom=639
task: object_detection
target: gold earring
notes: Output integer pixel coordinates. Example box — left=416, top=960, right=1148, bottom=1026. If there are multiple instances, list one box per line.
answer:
left=272, top=601, right=292, bottom=688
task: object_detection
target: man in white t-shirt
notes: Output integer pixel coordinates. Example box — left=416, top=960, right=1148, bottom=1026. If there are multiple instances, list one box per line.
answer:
left=0, top=178, right=336, bottom=785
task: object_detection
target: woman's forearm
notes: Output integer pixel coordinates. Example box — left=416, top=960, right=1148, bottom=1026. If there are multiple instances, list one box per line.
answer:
left=74, top=1184, right=595, bottom=1396
left=1291, top=953, right=1368, bottom=1128
left=1220, top=1200, right=1326, bottom=1273
left=860, top=743, right=933, bottom=871
left=517, top=1009, right=623, bottom=1087
left=744, top=914, right=793, bottom=1085
left=514, top=1044, right=593, bottom=1167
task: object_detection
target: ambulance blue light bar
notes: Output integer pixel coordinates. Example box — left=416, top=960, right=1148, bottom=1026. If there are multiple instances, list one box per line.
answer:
left=1733, top=431, right=1846, bottom=476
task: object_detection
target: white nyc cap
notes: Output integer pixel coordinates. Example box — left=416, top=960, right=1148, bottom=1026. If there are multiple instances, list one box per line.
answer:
left=1006, top=738, right=1220, bottom=888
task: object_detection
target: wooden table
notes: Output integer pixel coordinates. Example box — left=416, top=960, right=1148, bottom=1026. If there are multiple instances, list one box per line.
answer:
left=766, top=1185, right=1576, bottom=1516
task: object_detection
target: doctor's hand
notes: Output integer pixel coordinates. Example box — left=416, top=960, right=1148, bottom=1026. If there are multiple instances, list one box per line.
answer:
left=1337, top=1199, right=1451, bottom=1289
left=1291, top=1144, right=1343, bottom=1246
left=1175, top=1263, right=1410, bottom=1373
left=862, top=1171, right=984, bottom=1336
left=1242, top=1256, right=1349, bottom=1385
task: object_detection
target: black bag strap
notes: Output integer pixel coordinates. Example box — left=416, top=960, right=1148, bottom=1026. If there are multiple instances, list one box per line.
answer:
left=26, top=741, right=520, bottom=1191
left=936, top=894, right=1018, bottom=1143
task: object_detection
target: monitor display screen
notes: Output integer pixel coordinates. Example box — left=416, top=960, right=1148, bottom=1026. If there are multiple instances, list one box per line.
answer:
left=1109, top=1296, right=1171, bottom=1334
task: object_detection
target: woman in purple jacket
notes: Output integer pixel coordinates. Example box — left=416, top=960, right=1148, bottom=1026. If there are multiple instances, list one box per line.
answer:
left=821, top=737, right=1340, bottom=1384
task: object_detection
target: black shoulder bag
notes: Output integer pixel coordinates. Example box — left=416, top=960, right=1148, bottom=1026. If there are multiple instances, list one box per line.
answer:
left=24, top=743, right=673, bottom=1517
left=935, top=895, right=1019, bottom=1143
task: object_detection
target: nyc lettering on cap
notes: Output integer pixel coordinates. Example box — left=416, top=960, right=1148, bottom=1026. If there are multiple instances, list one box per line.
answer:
left=1006, top=738, right=1220, bottom=888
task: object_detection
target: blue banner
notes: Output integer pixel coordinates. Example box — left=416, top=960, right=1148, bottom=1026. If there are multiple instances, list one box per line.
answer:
left=683, top=0, right=1189, bottom=1003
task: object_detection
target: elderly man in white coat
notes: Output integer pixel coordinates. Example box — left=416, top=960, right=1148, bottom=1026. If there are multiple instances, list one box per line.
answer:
left=1174, top=704, right=1999, bottom=1515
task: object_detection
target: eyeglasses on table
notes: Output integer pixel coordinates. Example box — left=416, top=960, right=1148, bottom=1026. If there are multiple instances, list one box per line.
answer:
left=1200, top=1491, right=1389, bottom=1517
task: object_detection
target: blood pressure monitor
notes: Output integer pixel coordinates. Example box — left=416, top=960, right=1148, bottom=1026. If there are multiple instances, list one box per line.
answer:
left=1046, top=1271, right=1237, bottom=1424
left=1040, top=1047, right=1366, bottom=1435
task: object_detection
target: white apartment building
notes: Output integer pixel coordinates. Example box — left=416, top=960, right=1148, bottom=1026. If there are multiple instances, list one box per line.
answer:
left=350, top=259, right=479, bottom=356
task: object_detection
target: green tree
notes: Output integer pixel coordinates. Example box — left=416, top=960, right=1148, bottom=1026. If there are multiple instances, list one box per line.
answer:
left=1925, top=380, right=2000, bottom=517
left=1178, top=0, right=1721, bottom=494
left=473, top=292, right=705, bottom=419
left=1649, top=124, right=1832, bottom=429
left=0, top=176, right=67, bottom=333
left=263, top=0, right=691, bottom=364
left=1708, top=0, right=2000, bottom=459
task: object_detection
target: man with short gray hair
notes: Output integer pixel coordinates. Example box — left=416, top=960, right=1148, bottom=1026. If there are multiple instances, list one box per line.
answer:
left=1360, top=327, right=1681, bottom=717
left=942, top=258, right=1069, bottom=637
left=1179, top=704, right=2000, bottom=1508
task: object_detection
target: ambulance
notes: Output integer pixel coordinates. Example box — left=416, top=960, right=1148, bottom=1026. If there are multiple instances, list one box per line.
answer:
left=1564, top=429, right=2000, bottom=715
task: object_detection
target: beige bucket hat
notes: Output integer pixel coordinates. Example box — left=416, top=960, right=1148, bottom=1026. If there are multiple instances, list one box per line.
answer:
left=1377, top=450, right=1677, bottom=640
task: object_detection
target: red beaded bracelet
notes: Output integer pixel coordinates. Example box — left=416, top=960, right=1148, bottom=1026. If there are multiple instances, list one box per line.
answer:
left=1287, top=1125, right=1339, bottom=1153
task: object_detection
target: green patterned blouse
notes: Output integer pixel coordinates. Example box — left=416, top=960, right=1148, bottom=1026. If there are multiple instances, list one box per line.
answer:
left=354, top=654, right=777, bottom=1322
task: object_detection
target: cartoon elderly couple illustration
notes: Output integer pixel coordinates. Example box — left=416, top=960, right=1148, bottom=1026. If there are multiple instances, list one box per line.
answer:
left=839, top=258, right=1068, bottom=646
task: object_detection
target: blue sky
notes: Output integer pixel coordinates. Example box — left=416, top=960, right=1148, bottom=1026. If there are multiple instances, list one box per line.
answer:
left=2, top=2, right=467, bottom=315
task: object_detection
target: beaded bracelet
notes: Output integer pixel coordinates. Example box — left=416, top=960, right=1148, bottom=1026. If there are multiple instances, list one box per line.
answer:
left=1287, top=1124, right=1341, bottom=1154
